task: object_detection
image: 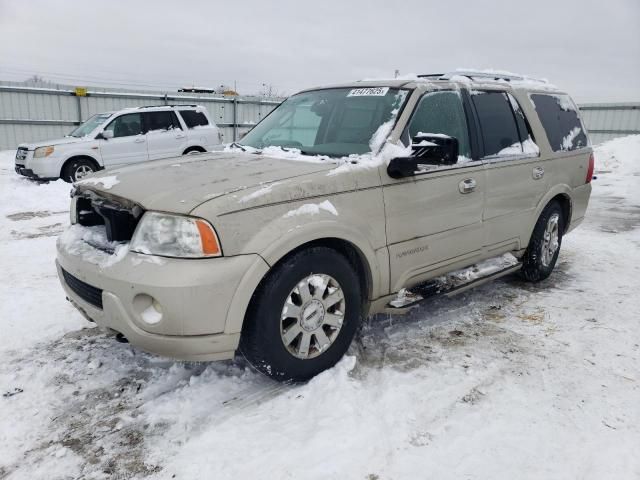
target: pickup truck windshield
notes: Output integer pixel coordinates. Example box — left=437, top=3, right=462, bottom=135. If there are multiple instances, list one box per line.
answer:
left=241, top=87, right=408, bottom=157
left=69, top=113, right=113, bottom=138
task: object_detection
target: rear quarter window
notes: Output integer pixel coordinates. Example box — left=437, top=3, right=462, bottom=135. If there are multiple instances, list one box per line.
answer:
left=179, top=110, right=209, bottom=128
left=529, top=94, right=588, bottom=152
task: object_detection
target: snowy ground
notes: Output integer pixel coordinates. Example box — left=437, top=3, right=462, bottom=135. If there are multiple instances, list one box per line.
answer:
left=1, top=138, right=639, bottom=480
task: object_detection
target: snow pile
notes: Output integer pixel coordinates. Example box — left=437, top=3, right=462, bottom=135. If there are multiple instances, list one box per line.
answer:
left=57, top=224, right=129, bottom=269
left=283, top=200, right=338, bottom=217
left=75, top=175, right=120, bottom=189
left=593, top=134, right=640, bottom=173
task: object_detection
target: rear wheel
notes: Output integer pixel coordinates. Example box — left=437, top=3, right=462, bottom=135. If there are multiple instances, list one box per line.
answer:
left=62, top=158, right=97, bottom=183
left=183, top=146, right=205, bottom=155
left=520, top=201, right=564, bottom=282
left=240, top=247, right=362, bottom=382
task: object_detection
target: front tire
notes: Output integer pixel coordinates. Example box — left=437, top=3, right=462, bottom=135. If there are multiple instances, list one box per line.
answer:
left=62, top=158, right=97, bottom=183
left=240, top=247, right=363, bottom=382
left=520, top=201, right=564, bottom=282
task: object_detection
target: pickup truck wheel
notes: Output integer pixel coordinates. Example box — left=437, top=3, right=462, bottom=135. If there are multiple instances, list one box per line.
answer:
left=240, top=247, right=362, bottom=382
left=63, top=158, right=97, bottom=183
left=520, top=201, right=564, bottom=282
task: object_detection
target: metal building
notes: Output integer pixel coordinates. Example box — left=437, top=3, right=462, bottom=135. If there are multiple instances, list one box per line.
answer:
left=578, top=103, right=640, bottom=145
left=0, top=81, right=283, bottom=150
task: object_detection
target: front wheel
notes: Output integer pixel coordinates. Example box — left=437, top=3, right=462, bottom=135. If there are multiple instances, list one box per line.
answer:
left=520, top=201, right=564, bottom=282
left=240, top=247, right=363, bottom=382
left=63, top=158, right=97, bottom=183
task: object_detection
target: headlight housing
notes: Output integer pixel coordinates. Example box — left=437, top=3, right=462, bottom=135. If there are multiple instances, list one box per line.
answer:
left=130, top=212, right=222, bottom=258
left=34, top=146, right=55, bottom=158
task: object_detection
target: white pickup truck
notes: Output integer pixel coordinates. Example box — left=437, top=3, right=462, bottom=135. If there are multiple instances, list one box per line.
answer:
left=15, top=105, right=221, bottom=182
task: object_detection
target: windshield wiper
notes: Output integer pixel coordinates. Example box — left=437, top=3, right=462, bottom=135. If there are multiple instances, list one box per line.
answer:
left=229, top=142, right=247, bottom=152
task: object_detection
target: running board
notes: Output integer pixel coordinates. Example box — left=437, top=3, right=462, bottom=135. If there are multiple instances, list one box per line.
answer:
left=385, top=261, right=522, bottom=313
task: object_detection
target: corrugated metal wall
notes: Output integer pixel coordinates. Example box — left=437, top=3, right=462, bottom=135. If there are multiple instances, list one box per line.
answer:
left=1, top=80, right=638, bottom=150
left=578, top=103, right=640, bottom=145
left=0, top=81, right=282, bottom=150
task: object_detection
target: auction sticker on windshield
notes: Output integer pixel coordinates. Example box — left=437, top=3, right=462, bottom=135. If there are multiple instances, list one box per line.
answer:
left=347, top=87, right=389, bottom=97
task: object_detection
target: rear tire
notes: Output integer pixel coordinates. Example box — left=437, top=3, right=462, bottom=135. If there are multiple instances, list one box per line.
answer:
left=62, top=158, right=97, bottom=183
left=520, top=201, right=564, bottom=282
left=240, top=247, right=362, bottom=382
left=183, top=146, right=205, bottom=155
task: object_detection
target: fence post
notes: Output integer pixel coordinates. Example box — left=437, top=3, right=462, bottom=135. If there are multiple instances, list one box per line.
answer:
left=233, top=96, right=238, bottom=141
left=76, top=94, right=82, bottom=124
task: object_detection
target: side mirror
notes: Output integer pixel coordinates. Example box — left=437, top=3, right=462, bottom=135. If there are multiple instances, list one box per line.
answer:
left=97, top=130, right=114, bottom=140
left=387, top=134, right=459, bottom=179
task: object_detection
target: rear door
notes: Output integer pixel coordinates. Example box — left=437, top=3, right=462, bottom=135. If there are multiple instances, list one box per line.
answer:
left=99, top=113, right=148, bottom=166
left=144, top=111, right=187, bottom=160
left=471, top=90, right=547, bottom=253
left=383, top=89, right=486, bottom=292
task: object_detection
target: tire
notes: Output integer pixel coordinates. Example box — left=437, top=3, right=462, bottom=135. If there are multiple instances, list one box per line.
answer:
left=183, top=146, right=205, bottom=155
left=520, top=201, right=565, bottom=282
left=62, top=158, right=97, bottom=183
left=240, top=247, right=363, bottom=382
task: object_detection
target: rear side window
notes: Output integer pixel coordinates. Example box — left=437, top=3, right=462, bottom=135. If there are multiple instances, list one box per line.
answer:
left=530, top=94, right=588, bottom=151
left=144, top=111, right=182, bottom=132
left=471, top=91, right=522, bottom=157
left=179, top=110, right=209, bottom=128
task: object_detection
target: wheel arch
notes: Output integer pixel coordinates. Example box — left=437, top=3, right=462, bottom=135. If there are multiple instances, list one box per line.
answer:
left=524, top=185, right=573, bottom=244
left=223, top=233, right=381, bottom=336
left=59, top=155, right=101, bottom=178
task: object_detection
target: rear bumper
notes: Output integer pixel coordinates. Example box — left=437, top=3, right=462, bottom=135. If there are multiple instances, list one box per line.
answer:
left=567, top=183, right=592, bottom=233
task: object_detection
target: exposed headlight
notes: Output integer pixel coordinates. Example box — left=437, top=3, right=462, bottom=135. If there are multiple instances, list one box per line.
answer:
left=130, top=212, right=222, bottom=258
left=33, top=146, right=55, bottom=158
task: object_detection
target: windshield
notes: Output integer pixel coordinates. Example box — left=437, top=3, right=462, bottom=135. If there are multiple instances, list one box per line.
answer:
left=68, top=113, right=113, bottom=138
left=241, top=87, right=408, bottom=157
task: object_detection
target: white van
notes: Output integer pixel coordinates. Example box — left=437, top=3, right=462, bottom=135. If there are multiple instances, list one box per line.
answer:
left=15, top=105, right=221, bottom=182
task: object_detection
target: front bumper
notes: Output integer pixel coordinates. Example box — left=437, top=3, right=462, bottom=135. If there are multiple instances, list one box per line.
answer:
left=56, top=240, right=268, bottom=361
left=15, top=149, right=62, bottom=180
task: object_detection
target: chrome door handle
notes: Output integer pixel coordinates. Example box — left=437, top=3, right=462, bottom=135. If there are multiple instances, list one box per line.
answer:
left=175, top=134, right=185, bottom=139
left=532, top=166, right=545, bottom=180
left=134, top=137, right=146, bottom=143
left=459, top=178, right=477, bottom=194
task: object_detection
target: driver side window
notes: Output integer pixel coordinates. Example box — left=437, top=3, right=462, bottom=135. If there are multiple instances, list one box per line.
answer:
left=407, top=91, right=471, bottom=160
left=104, top=113, right=143, bottom=138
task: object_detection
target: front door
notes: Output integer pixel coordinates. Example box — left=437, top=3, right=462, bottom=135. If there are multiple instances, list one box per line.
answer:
left=99, top=113, right=148, bottom=166
left=144, top=111, right=187, bottom=160
left=383, top=90, right=486, bottom=292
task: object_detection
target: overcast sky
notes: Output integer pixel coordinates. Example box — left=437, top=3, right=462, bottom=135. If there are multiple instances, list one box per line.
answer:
left=0, top=0, right=638, bottom=102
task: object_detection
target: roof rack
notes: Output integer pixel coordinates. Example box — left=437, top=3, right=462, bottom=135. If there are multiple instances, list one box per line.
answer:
left=418, top=70, right=547, bottom=83
left=136, top=104, right=199, bottom=109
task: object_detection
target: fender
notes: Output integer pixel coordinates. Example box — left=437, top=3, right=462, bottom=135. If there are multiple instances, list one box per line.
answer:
left=523, top=183, right=573, bottom=243
left=220, top=217, right=386, bottom=335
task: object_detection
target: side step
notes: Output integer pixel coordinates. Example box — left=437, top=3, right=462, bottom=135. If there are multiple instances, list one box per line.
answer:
left=385, top=258, right=522, bottom=313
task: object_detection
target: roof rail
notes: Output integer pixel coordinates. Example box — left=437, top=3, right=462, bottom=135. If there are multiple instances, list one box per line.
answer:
left=418, top=71, right=547, bottom=83
left=136, top=104, right=199, bottom=109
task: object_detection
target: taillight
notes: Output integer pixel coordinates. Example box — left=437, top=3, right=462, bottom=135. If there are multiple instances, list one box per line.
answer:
left=586, top=152, right=594, bottom=184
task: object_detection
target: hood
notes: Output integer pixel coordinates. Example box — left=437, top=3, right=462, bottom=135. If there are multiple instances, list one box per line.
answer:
left=20, top=136, right=90, bottom=149
left=74, top=151, right=340, bottom=214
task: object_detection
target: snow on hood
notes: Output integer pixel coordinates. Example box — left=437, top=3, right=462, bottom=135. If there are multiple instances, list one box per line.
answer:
left=19, top=136, right=93, bottom=149
left=74, top=151, right=340, bottom=214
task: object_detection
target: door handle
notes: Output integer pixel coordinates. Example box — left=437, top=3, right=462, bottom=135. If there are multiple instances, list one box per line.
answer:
left=459, top=178, right=477, bottom=194
left=532, top=166, right=545, bottom=180
left=175, top=134, right=186, bottom=139
left=134, top=137, right=146, bottom=143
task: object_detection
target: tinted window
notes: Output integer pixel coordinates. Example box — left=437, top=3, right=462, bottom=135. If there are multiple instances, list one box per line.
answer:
left=145, top=111, right=181, bottom=132
left=104, top=113, right=143, bottom=138
left=530, top=94, right=588, bottom=151
left=406, top=91, right=471, bottom=158
left=179, top=110, right=209, bottom=128
left=472, top=91, right=521, bottom=157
